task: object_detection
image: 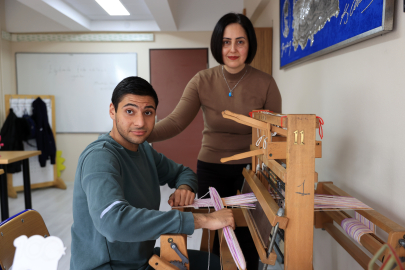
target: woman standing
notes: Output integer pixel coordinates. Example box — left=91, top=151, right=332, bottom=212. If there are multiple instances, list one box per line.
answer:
left=148, top=13, right=281, bottom=269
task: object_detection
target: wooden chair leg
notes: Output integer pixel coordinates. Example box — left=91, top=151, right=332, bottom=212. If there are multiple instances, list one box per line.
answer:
left=7, top=175, right=17, bottom=198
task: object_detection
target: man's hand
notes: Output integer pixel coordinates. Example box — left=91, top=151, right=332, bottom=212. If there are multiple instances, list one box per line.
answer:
left=193, top=209, right=235, bottom=230
left=168, top=185, right=195, bottom=207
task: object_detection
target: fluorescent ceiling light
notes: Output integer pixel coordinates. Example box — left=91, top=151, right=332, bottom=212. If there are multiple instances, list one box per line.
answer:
left=95, top=0, right=130, bottom=16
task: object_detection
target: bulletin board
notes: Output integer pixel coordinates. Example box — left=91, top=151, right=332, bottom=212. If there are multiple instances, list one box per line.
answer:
left=280, top=0, right=395, bottom=68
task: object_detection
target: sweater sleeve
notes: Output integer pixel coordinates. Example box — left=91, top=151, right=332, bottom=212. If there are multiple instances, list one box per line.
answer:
left=147, top=143, right=198, bottom=193
left=147, top=73, right=202, bottom=143
left=264, top=76, right=282, bottom=114
left=80, top=149, right=195, bottom=243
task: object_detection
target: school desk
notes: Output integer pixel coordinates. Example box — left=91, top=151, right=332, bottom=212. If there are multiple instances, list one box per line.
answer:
left=0, top=151, right=41, bottom=221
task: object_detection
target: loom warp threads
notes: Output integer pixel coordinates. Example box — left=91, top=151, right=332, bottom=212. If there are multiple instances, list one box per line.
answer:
left=180, top=192, right=257, bottom=209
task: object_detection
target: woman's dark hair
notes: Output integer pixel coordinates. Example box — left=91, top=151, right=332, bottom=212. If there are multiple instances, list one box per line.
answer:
left=111, top=76, right=159, bottom=111
left=210, top=13, right=257, bottom=65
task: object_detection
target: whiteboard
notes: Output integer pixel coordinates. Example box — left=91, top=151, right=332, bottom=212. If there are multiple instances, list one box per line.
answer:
left=16, top=53, right=137, bottom=133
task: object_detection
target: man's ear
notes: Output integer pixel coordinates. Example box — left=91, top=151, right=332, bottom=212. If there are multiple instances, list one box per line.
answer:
left=109, top=103, right=116, bottom=120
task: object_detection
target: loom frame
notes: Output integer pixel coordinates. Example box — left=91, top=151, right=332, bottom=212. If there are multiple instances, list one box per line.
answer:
left=221, top=110, right=405, bottom=270
left=219, top=111, right=319, bottom=269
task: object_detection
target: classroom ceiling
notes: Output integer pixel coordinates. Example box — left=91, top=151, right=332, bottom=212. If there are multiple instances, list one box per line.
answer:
left=5, top=0, right=246, bottom=33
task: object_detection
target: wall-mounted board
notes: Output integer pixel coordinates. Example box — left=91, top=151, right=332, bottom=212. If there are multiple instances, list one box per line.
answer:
left=16, top=53, right=137, bottom=133
left=280, top=0, right=394, bottom=68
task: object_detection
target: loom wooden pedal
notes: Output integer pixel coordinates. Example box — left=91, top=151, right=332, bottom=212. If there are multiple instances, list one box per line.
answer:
left=149, top=255, right=181, bottom=270
left=149, top=234, right=189, bottom=270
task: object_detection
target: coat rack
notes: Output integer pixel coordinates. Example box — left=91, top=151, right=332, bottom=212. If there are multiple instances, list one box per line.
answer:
left=4, top=95, right=66, bottom=198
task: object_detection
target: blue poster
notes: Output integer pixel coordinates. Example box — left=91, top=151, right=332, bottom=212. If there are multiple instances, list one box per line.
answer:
left=280, top=0, right=386, bottom=68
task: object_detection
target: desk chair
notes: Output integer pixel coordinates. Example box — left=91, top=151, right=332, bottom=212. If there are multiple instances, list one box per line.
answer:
left=0, top=209, right=49, bottom=270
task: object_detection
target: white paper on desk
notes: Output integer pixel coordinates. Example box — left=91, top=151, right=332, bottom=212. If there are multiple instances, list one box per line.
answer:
left=12, top=235, right=66, bottom=270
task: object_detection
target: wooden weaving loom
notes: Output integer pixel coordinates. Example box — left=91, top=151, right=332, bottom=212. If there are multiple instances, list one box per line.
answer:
left=218, top=110, right=405, bottom=270
left=150, top=110, right=405, bottom=270
left=218, top=110, right=320, bottom=269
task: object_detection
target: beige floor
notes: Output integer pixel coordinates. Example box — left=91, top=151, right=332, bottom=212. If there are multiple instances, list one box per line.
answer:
left=8, top=181, right=74, bottom=270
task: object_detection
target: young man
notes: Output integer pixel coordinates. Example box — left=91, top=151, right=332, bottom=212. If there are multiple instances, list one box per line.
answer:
left=70, top=76, right=234, bottom=270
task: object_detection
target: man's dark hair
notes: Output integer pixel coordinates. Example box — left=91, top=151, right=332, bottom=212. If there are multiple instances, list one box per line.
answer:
left=111, top=76, right=159, bottom=111
left=210, top=13, right=257, bottom=65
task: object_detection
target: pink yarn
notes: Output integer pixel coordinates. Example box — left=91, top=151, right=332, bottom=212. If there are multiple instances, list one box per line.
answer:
left=210, top=187, right=246, bottom=270
left=341, top=218, right=373, bottom=245
left=180, top=192, right=257, bottom=209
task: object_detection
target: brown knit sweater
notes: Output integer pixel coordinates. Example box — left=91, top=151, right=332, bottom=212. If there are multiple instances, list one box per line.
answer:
left=148, top=64, right=282, bottom=164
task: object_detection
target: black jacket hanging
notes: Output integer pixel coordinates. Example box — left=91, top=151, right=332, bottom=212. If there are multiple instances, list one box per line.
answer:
left=0, top=108, right=31, bottom=173
left=32, top=97, right=56, bottom=167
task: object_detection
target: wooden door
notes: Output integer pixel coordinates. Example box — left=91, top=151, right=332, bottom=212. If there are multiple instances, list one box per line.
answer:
left=251, top=28, right=273, bottom=75
left=150, top=49, right=208, bottom=172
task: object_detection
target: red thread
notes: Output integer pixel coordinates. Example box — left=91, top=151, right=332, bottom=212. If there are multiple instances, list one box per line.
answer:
left=316, top=116, right=324, bottom=139
left=249, top=110, right=272, bottom=118
left=388, top=244, right=405, bottom=270
left=280, top=116, right=287, bottom=128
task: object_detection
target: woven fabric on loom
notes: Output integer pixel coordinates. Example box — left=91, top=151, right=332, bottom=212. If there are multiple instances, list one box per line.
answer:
left=341, top=218, right=374, bottom=245
left=355, top=212, right=376, bottom=233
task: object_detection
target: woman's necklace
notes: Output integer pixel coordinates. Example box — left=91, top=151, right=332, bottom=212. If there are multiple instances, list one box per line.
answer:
left=221, top=65, right=248, bottom=97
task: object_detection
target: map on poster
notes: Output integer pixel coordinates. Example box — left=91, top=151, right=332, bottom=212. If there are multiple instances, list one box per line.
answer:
left=280, top=0, right=392, bottom=68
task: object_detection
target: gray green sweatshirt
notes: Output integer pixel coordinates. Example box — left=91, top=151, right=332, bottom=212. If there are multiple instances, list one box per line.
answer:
left=70, top=133, right=197, bottom=270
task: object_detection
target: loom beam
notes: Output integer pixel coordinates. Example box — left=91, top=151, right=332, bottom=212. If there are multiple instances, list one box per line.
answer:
left=221, top=139, right=322, bottom=163
left=250, top=111, right=321, bottom=129
left=240, top=206, right=277, bottom=265
left=222, top=110, right=267, bottom=130
left=315, top=181, right=405, bottom=267
left=242, top=168, right=288, bottom=230
left=324, top=223, right=379, bottom=270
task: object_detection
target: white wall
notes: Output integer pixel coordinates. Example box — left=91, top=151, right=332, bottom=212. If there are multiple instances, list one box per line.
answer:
left=0, top=0, right=9, bottom=123
left=256, top=0, right=405, bottom=269
left=5, top=31, right=217, bottom=182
